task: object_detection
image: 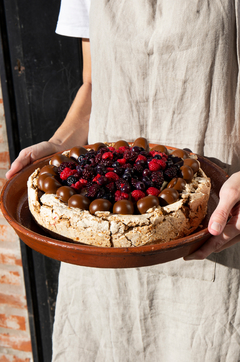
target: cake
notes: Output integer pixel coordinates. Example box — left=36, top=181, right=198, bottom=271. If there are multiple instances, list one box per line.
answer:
left=27, top=138, right=211, bottom=247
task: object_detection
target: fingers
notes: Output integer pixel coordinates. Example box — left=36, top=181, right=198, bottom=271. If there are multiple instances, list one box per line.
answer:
left=208, top=173, right=240, bottom=236
left=5, top=142, right=59, bottom=180
left=6, top=149, right=33, bottom=179
left=184, top=172, right=240, bottom=261
left=184, top=220, right=240, bottom=260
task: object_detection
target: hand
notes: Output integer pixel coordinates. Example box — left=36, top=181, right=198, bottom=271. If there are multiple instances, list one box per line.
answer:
left=5, top=141, right=62, bottom=180
left=184, top=172, right=240, bottom=260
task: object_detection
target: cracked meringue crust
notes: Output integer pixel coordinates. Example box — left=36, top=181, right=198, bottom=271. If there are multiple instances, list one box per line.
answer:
left=27, top=147, right=211, bottom=247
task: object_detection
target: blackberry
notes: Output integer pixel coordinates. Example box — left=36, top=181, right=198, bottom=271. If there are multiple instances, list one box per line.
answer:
left=131, top=178, right=138, bottom=188
left=66, top=176, right=79, bottom=186
left=105, top=182, right=116, bottom=194
left=164, top=166, right=178, bottom=181
left=57, top=162, right=76, bottom=174
left=95, top=153, right=102, bottom=163
left=133, top=164, right=144, bottom=175
left=87, top=184, right=100, bottom=198
left=115, top=178, right=128, bottom=190
left=76, top=165, right=83, bottom=177
left=96, top=187, right=106, bottom=199
left=100, top=159, right=113, bottom=167
left=82, top=167, right=95, bottom=180
left=151, top=171, right=164, bottom=188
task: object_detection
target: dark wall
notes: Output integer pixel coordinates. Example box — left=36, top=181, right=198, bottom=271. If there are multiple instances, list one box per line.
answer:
left=0, top=0, right=83, bottom=360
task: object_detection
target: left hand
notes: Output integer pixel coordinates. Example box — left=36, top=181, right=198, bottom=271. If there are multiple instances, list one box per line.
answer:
left=184, top=171, right=240, bottom=260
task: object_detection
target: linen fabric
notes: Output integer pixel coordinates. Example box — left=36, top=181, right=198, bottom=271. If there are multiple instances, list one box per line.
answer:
left=52, top=1, right=240, bottom=361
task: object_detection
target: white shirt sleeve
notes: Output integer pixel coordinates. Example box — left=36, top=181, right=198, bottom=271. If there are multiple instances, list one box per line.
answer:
left=56, top=0, right=91, bottom=38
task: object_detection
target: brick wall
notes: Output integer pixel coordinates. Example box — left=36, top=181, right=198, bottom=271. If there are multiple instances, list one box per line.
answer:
left=0, top=84, right=33, bottom=361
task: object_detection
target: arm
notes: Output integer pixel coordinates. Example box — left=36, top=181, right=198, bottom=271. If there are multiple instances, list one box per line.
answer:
left=6, top=39, right=91, bottom=180
left=184, top=171, right=240, bottom=260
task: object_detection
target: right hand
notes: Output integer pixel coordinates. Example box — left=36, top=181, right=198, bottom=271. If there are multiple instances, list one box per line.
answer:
left=5, top=141, right=63, bottom=180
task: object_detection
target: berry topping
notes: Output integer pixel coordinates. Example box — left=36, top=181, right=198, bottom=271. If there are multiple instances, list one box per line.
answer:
left=45, top=139, right=199, bottom=215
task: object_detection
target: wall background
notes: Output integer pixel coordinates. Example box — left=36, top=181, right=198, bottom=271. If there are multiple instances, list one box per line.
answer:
left=0, top=82, right=32, bottom=362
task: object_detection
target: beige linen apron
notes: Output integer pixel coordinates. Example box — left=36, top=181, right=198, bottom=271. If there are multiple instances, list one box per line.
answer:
left=52, top=1, right=240, bottom=361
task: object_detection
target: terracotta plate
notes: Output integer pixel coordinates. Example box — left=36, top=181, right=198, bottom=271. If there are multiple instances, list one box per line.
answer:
left=0, top=148, right=228, bottom=268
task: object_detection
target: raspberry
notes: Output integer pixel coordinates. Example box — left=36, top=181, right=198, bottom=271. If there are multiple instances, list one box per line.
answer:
left=60, top=168, right=78, bottom=181
left=93, top=174, right=102, bottom=183
left=79, top=178, right=88, bottom=186
left=117, top=158, right=126, bottom=165
left=57, top=162, right=76, bottom=174
left=117, top=146, right=128, bottom=153
left=131, top=190, right=146, bottom=202
left=102, top=152, right=113, bottom=160
left=148, top=160, right=161, bottom=171
left=115, top=190, right=129, bottom=202
left=135, top=155, right=147, bottom=163
left=71, top=180, right=83, bottom=190
left=146, top=187, right=160, bottom=197
left=105, top=172, right=120, bottom=181
left=155, top=159, right=166, bottom=169
left=108, top=147, right=115, bottom=151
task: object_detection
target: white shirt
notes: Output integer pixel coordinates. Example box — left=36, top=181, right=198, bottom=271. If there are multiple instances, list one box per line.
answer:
left=56, top=0, right=91, bottom=38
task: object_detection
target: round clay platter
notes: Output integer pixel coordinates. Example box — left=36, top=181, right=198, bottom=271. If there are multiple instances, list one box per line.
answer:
left=0, top=145, right=228, bottom=268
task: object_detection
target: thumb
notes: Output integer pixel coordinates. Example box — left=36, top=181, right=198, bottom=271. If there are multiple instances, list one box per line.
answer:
left=208, top=175, right=240, bottom=235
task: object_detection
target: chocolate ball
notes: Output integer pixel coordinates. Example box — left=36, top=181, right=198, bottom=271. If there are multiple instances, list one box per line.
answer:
left=171, top=149, right=189, bottom=159
left=42, top=176, right=62, bottom=194
left=151, top=144, right=168, bottom=155
left=39, top=165, right=58, bottom=176
left=183, top=158, right=200, bottom=173
left=180, top=165, right=194, bottom=183
left=68, top=194, right=91, bottom=210
left=89, top=142, right=106, bottom=151
left=137, top=196, right=159, bottom=214
left=133, top=137, right=149, bottom=151
left=50, top=154, right=73, bottom=167
left=113, top=200, right=134, bottom=215
left=69, top=146, right=87, bottom=160
left=38, top=172, right=55, bottom=191
left=159, top=188, right=179, bottom=206
left=56, top=186, right=76, bottom=203
left=167, top=177, right=186, bottom=192
left=114, top=140, right=130, bottom=149
left=89, top=199, right=112, bottom=214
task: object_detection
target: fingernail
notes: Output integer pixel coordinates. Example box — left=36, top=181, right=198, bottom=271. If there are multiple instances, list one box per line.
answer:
left=211, top=222, right=222, bottom=233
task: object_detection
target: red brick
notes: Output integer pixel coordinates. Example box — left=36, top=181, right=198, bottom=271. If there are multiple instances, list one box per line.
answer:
left=0, top=355, right=31, bottom=362
left=0, top=293, right=27, bottom=309
left=0, top=152, right=10, bottom=169
left=0, top=177, right=7, bottom=190
left=0, top=333, right=32, bottom=352
left=0, top=270, right=21, bottom=286
left=0, top=314, right=26, bottom=331
left=0, top=249, right=22, bottom=266
left=0, top=225, right=18, bottom=242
